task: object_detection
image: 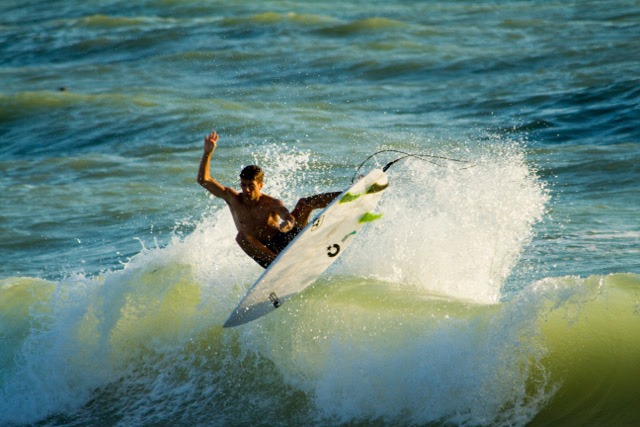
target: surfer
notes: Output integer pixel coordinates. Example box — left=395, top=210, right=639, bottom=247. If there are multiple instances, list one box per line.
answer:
left=197, top=131, right=341, bottom=268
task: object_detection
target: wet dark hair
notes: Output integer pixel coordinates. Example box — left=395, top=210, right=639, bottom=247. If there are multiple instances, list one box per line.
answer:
left=239, top=165, right=264, bottom=183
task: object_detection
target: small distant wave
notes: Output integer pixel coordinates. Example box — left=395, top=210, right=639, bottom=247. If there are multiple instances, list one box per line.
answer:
left=318, top=17, right=409, bottom=36
left=74, top=14, right=178, bottom=29
left=157, top=49, right=266, bottom=65
left=221, top=11, right=338, bottom=27
left=0, top=91, right=158, bottom=113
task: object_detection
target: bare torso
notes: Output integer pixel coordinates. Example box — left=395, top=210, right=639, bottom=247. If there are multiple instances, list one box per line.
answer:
left=226, top=193, right=285, bottom=244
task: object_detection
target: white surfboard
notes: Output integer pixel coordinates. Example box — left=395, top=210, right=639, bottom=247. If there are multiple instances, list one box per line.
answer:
left=223, top=168, right=389, bottom=328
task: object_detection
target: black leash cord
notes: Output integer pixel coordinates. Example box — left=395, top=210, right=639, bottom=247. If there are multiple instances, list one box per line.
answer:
left=351, top=149, right=474, bottom=183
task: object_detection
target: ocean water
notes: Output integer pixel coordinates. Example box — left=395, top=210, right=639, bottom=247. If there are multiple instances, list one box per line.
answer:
left=1, top=0, right=639, bottom=425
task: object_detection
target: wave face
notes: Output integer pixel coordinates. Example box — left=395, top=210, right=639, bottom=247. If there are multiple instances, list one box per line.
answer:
left=2, top=269, right=639, bottom=426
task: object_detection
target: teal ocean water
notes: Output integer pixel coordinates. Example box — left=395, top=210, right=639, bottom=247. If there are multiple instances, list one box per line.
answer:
left=1, top=1, right=639, bottom=425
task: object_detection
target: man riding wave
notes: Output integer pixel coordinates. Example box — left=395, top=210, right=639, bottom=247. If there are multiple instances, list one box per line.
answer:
left=197, top=131, right=341, bottom=268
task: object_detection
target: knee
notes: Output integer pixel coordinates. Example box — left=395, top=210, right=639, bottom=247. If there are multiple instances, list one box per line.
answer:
left=294, top=197, right=312, bottom=210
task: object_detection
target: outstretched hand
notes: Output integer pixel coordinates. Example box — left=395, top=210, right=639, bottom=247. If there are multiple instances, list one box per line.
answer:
left=204, top=131, right=218, bottom=153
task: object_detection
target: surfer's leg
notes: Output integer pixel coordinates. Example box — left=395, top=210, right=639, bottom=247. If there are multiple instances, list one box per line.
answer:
left=291, top=191, right=342, bottom=226
left=235, top=232, right=275, bottom=269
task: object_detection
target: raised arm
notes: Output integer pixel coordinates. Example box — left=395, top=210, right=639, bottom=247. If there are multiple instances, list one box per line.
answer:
left=197, top=131, right=236, bottom=201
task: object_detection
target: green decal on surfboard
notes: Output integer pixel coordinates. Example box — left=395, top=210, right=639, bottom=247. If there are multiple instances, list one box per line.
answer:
left=358, top=212, right=383, bottom=224
left=366, top=182, right=389, bottom=194
left=340, top=192, right=361, bottom=203
left=341, top=231, right=356, bottom=242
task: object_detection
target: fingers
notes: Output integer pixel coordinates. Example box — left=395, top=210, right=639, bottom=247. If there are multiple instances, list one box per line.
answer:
left=204, top=131, right=219, bottom=144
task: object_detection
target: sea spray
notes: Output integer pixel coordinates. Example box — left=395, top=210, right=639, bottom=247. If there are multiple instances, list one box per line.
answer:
left=339, top=140, right=549, bottom=303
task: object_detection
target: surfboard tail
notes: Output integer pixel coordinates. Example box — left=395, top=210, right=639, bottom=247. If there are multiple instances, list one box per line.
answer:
left=223, top=299, right=278, bottom=328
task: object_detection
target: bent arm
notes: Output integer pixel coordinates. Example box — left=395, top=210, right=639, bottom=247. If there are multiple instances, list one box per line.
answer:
left=197, top=131, right=235, bottom=201
left=274, top=200, right=295, bottom=232
left=236, top=232, right=277, bottom=268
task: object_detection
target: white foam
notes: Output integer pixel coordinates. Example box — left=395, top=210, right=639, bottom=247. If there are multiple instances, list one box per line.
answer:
left=0, top=140, right=549, bottom=425
left=338, top=141, right=549, bottom=303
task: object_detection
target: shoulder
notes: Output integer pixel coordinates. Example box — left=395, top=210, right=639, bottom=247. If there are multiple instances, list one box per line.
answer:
left=264, top=194, right=285, bottom=207
left=199, top=177, right=238, bottom=202
left=258, top=194, right=286, bottom=211
left=222, top=186, right=239, bottom=199
left=220, top=187, right=240, bottom=204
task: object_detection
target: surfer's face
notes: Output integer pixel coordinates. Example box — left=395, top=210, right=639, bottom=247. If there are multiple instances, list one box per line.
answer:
left=240, top=179, right=262, bottom=202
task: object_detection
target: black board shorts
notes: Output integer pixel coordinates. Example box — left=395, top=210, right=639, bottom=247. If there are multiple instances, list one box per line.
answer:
left=265, top=226, right=302, bottom=255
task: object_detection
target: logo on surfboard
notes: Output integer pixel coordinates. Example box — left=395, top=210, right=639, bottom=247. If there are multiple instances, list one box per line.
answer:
left=311, top=215, right=324, bottom=231
left=327, top=244, right=340, bottom=257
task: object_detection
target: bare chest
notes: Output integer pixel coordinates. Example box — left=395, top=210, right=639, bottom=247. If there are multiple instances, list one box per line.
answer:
left=229, top=198, right=279, bottom=238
